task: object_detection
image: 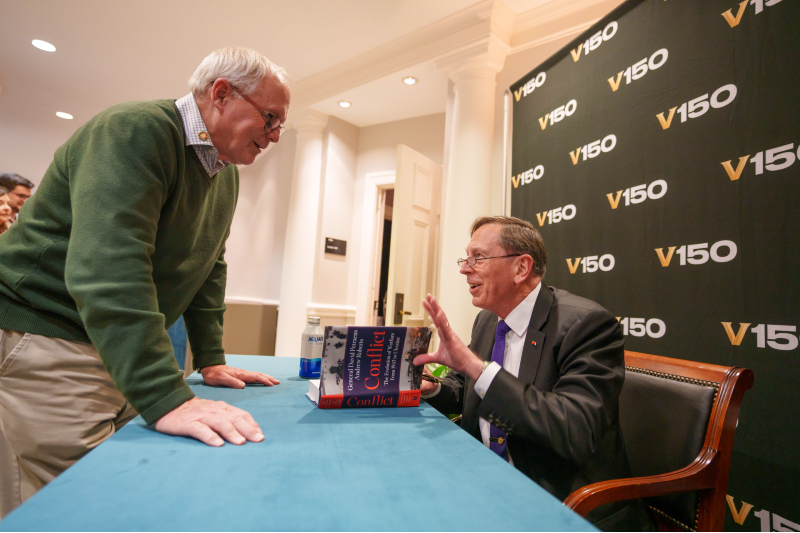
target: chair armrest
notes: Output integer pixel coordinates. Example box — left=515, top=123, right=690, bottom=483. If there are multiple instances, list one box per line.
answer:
left=564, top=449, right=719, bottom=516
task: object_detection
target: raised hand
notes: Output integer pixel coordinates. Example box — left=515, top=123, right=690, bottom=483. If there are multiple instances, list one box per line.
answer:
left=413, top=294, right=484, bottom=380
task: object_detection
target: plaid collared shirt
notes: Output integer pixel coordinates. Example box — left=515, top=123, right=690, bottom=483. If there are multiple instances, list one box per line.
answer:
left=175, top=94, right=229, bottom=177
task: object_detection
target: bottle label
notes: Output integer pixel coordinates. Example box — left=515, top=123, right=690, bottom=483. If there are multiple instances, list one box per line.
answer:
left=299, top=357, right=321, bottom=378
left=300, top=332, right=324, bottom=378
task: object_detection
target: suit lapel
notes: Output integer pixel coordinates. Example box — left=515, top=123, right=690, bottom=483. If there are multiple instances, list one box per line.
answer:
left=517, top=283, right=553, bottom=384
left=470, top=310, right=498, bottom=363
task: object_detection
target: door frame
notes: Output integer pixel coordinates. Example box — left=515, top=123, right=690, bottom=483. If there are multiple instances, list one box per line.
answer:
left=355, top=171, right=395, bottom=326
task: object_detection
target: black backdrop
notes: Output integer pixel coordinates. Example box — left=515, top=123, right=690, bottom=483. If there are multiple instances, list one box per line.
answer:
left=509, top=0, right=799, bottom=530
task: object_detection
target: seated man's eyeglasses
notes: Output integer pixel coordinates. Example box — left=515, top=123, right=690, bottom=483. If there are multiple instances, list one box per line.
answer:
left=456, top=254, right=521, bottom=267
left=230, top=85, right=285, bottom=135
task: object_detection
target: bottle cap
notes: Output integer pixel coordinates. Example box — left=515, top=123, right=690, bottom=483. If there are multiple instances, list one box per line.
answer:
left=308, top=316, right=321, bottom=325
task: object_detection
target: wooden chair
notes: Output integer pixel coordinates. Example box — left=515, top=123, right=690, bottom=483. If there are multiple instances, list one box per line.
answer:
left=563, top=351, right=754, bottom=531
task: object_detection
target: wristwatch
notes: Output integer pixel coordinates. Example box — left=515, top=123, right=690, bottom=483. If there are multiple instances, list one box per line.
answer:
left=482, top=360, right=492, bottom=373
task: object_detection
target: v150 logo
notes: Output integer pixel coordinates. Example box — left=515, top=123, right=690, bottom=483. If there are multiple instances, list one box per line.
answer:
left=566, top=254, right=615, bottom=274
left=570, top=134, right=616, bottom=165
left=723, top=0, right=783, bottom=28
left=514, top=72, right=546, bottom=101
left=721, top=142, right=800, bottom=181
left=608, top=48, right=668, bottom=91
left=657, top=84, right=737, bottom=129
left=607, top=180, right=667, bottom=209
left=722, top=323, right=799, bottom=351
left=511, top=165, right=544, bottom=188
left=616, top=317, right=666, bottom=339
left=536, top=204, right=575, bottom=226
left=570, top=21, right=618, bottom=61
left=727, top=494, right=800, bottom=531
left=655, top=240, right=737, bottom=267
left=539, top=99, right=577, bottom=130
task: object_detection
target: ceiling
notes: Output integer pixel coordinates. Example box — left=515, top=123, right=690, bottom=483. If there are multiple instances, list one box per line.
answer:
left=0, top=0, right=602, bottom=183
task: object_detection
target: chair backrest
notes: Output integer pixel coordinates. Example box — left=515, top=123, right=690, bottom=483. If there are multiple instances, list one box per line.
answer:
left=620, top=351, right=754, bottom=531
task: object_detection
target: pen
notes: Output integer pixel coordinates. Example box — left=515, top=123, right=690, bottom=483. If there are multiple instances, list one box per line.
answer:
left=421, top=374, right=443, bottom=384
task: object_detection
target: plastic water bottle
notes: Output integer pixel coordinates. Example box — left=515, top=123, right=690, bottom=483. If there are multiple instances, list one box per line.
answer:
left=299, top=317, right=323, bottom=378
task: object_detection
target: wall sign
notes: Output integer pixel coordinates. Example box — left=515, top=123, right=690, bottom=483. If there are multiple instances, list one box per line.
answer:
left=325, top=238, right=347, bottom=256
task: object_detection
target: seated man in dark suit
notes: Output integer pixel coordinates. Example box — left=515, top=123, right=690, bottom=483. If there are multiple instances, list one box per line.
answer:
left=414, top=216, right=653, bottom=531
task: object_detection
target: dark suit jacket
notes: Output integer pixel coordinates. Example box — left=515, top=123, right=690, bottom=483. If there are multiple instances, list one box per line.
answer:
left=427, top=284, right=653, bottom=531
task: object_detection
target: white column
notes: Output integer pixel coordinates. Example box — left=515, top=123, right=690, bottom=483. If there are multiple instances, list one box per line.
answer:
left=274, top=109, right=329, bottom=357
left=437, top=37, right=508, bottom=341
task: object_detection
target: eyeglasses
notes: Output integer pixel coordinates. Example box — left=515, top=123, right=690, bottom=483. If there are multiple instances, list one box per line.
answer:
left=8, top=191, right=30, bottom=201
left=230, top=85, right=285, bottom=135
left=457, top=254, right=521, bottom=267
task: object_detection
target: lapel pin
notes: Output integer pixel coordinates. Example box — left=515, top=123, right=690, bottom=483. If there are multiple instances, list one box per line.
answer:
left=198, top=131, right=209, bottom=141
left=531, top=340, right=537, bottom=345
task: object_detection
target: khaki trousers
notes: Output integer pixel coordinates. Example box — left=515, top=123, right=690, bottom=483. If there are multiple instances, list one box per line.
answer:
left=0, top=329, right=137, bottom=519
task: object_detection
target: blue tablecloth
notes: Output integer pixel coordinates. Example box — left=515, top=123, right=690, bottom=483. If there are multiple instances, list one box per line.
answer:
left=0, top=355, right=594, bottom=531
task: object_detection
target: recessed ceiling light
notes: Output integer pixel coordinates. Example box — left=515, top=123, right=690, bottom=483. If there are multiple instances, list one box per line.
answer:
left=56, top=112, right=73, bottom=120
left=32, top=39, right=56, bottom=52
left=403, top=77, right=417, bottom=85
left=338, top=101, right=351, bottom=108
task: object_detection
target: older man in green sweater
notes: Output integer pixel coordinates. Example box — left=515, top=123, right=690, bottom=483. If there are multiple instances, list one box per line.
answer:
left=0, top=48, right=290, bottom=517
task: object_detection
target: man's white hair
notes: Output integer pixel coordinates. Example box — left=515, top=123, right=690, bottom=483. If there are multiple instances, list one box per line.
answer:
left=188, top=47, right=290, bottom=98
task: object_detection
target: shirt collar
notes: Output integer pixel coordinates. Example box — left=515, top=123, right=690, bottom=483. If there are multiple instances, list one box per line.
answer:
left=176, top=93, right=214, bottom=147
left=502, top=282, right=542, bottom=337
left=175, top=93, right=229, bottom=176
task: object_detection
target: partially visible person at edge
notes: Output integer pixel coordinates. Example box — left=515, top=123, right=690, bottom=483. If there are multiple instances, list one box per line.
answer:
left=0, top=173, right=35, bottom=221
left=0, top=188, right=12, bottom=235
left=0, top=47, right=290, bottom=518
left=413, top=216, right=654, bottom=531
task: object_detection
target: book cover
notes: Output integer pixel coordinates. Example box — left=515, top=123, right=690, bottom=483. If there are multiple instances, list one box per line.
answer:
left=307, top=326, right=431, bottom=409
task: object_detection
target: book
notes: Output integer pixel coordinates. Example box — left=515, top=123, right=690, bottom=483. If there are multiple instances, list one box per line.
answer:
left=306, top=326, right=431, bottom=409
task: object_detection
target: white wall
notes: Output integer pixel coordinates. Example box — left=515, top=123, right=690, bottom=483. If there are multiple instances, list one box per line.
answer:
left=313, top=116, right=359, bottom=306
left=225, top=130, right=296, bottom=304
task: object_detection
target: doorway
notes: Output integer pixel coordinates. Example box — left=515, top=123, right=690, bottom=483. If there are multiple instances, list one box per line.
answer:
left=374, top=189, right=393, bottom=326
left=355, top=146, right=442, bottom=328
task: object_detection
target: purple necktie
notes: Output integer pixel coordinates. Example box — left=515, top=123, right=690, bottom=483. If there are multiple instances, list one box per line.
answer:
left=489, top=319, right=511, bottom=460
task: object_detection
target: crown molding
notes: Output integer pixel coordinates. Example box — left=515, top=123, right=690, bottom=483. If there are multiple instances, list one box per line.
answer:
left=510, top=0, right=625, bottom=52
left=290, top=0, right=497, bottom=110
left=288, top=108, right=329, bottom=134
left=513, top=0, right=611, bottom=32
left=511, top=19, right=597, bottom=54
left=290, top=0, right=623, bottom=110
left=436, top=32, right=511, bottom=80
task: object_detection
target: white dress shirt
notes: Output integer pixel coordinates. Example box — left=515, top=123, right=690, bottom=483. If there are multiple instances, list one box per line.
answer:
left=475, top=282, right=541, bottom=459
left=423, top=282, right=541, bottom=462
left=175, top=94, right=229, bottom=177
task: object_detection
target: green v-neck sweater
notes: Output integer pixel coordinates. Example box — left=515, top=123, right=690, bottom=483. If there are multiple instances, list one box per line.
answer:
left=0, top=100, right=238, bottom=424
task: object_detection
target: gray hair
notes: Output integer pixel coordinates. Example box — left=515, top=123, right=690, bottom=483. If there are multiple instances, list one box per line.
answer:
left=471, top=216, right=547, bottom=278
left=188, top=47, right=290, bottom=98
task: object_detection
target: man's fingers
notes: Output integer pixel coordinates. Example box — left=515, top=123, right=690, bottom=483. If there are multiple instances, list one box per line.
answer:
left=185, top=421, right=225, bottom=447
left=201, top=413, right=246, bottom=445
left=239, top=370, right=280, bottom=386
left=222, top=406, right=264, bottom=442
left=222, top=402, right=260, bottom=427
left=421, top=380, right=437, bottom=394
left=413, top=353, right=436, bottom=366
left=214, top=373, right=246, bottom=389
